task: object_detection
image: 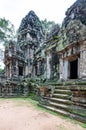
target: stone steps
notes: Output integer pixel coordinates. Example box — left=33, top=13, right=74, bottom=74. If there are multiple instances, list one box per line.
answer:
left=48, top=101, right=71, bottom=112
left=54, top=89, right=71, bottom=94
left=55, top=86, right=70, bottom=90
left=39, top=104, right=70, bottom=116
left=53, top=93, right=71, bottom=99
left=50, top=97, right=71, bottom=105
left=38, top=84, right=86, bottom=123
left=39, top=85, right=72, bottom=117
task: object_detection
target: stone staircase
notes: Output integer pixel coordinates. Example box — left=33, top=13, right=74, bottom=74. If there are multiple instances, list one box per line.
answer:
left=38, top=84, right=86, bottom=123
left=39, top=85, right=72, bottom=117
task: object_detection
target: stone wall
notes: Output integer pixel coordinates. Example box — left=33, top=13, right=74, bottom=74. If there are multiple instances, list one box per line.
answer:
left=70, top=84, right=86, bottom=123
left=0, top=80, right=29, bottom=97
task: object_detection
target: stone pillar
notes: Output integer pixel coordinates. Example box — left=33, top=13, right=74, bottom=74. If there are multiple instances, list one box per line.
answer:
left=10, top=61, right=12, bottom=78
left=16, top=60, right=19, bottom=77
left=78, top=57, right=80, bottom=78
left=23, top=63, right=25, bottom=78
left=6, top=65, right=8, bottom=78
left=5, top=66, right=7, bottom=78
left=80, top=42, right=86, bottom=79
left=28, top=47, right=30, bottom=73
left=23, top=82, right=29, bottom=97
left=63, top=60, right=68, bottom=80
left=37, top=62, right=40, bottom=75
left=59, top=59, right=63, bottom=80
left=46, top=52, right=51, bottom=79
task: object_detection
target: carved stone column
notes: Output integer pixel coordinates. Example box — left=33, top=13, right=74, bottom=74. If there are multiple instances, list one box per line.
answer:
left=46, top=51, right=51, bottom=79
left=59, top=59, right=63, bottom=80
left=80, top=41, right=86, bottom=79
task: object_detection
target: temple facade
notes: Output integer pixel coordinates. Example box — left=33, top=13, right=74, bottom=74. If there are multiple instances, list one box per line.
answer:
left=4, top=0, right=86, bottom=81
left=57, top=0, right=86, bottom=80
left=4, top=41, right=25, bottom=79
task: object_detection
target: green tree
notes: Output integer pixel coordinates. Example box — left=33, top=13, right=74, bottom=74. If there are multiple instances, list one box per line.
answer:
left=0, top=18, right=15, bottom=46
left=0, top=67, right=4, bottom=72
left=41, top=19, right=56, bottom=37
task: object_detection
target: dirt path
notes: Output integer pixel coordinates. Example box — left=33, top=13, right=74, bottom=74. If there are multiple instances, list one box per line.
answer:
left=0, top=99, right=85, bottom=130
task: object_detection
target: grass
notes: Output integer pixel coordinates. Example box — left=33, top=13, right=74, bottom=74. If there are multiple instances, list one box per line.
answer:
left=0, top=97, right=86, bottom=128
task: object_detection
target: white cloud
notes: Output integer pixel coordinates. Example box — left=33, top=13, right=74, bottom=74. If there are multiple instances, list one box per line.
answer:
left=0, top=0, right=76, bottom=30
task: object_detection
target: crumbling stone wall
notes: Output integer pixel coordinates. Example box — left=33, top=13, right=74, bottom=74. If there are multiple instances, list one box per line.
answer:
left=57, top=0, right=86, bottom=80
left=4, top=41, right=25, bottom=79
left=45, top=24, right=60, bottom=80
left=0, top=81, right=29, bottom=97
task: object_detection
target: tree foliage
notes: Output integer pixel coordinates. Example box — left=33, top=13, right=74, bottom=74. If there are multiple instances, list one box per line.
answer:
left=0, top=18, right=15, bottom=46
left=41, top=19, right=56, bottom=36
left=0, top=67, right=4, bottom=72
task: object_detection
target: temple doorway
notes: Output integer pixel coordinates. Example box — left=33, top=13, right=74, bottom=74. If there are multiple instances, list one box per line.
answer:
left=70, top=59, right=78, bottom=79
left=18, top=66, right=23, bottom=76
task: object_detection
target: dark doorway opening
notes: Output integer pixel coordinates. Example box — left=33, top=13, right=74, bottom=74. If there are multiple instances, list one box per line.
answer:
left=70, top=59, right=78, bottom=79
left=19, top=66, right=23, bottom=76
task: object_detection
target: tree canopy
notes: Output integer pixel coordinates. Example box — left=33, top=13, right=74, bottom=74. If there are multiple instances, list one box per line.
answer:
left=41, top=19, right=56, bottom=37
left=0, top=18, right=15, bottom=46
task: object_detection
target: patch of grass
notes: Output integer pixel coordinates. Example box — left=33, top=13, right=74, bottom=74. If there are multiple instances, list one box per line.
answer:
left=56, top=124, right=67, bottom=130
left=78, top=122, right=86, bottom=128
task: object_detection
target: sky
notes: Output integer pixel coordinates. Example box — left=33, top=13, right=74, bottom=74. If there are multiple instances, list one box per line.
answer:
left=0, top=0, right=76, bottom=31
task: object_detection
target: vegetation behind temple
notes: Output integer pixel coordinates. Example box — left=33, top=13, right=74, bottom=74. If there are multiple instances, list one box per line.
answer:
left=0, top=18, right=15, bottom=46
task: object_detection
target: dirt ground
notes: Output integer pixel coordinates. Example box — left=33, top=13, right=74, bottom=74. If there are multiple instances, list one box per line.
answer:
left=0, top=99, right=85, bottom=130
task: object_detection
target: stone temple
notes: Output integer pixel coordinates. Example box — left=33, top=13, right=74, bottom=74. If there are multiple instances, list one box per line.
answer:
left=4, top=11, right=44, bottom=79
left=0, top=0, right=86, bottom=123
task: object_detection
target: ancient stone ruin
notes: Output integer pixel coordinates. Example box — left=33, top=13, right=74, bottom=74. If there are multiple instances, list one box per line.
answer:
left=0, top=0, right=86, bottom=123
left=58, top=0, right=86, bottom=80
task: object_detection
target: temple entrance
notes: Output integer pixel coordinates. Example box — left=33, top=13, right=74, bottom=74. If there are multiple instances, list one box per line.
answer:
left=70, top=59, right=78, bottom=79
left=18, top=66, right=23, bottom=76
